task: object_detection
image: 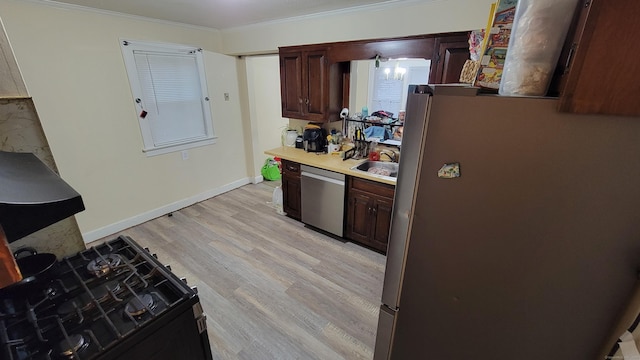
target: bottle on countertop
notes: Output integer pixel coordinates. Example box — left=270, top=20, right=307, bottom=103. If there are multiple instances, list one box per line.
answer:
left=361, top=106, right=368, bottom=119
left=368, top=138, right=379, bottom=161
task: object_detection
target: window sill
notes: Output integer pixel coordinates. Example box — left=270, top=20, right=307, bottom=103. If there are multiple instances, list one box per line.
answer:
left=143, top=137, right=217, bottom=157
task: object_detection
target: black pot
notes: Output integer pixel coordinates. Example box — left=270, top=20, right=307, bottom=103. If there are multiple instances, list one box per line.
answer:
left=0, top=247, right=58, bottom=295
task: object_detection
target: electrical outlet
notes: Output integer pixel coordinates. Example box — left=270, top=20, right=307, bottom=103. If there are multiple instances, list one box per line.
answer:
left=181, top=150, right=189, bottom=160
left=224, top=93, right=230, bottom=101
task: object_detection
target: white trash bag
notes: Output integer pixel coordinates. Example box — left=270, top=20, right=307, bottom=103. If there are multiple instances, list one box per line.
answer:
left=271, top=186, right=286, bottom=215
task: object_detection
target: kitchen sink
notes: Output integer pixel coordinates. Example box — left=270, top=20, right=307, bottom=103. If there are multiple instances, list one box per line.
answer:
left=351, top=160, right=399, bottom=179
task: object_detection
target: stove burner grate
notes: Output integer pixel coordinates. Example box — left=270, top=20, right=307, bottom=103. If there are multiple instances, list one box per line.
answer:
left=59, top=333, right=89, bottom=357
left=1, top=236, right=205, bottom=360
left=91, top=280, right=121, bottom=302
left=124, top=293, right=157, bottom=317
left=87, top=254, right=123, bottom=277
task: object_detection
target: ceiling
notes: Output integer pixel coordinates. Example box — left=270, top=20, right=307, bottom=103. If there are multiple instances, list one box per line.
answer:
left=44, top=0, right=411, bottom=30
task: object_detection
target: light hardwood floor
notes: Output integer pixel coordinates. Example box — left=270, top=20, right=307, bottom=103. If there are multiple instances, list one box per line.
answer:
left=91, top=182, right=386, bottom=359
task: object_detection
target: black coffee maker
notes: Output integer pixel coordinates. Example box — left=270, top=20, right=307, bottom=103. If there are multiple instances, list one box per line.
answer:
left=302, top=128, right=327, bottom=152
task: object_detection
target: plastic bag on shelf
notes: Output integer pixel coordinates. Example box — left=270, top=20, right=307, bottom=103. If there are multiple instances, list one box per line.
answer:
left=499, top=0, right=580, bottom=96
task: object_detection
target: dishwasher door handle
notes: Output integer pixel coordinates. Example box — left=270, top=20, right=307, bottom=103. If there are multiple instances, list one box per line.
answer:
left=300, top=171, right=345, bottom=186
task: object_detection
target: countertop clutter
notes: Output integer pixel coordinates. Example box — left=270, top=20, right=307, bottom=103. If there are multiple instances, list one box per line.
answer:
left=267, top=145, right=396, bottom=253
left=265, top=146, right=397, bottom=186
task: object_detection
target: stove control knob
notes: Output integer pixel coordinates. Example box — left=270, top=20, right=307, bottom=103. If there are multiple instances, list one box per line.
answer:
left=152, top=253, right=158, bottom=259
left=180, top=277, right=187, bottom=284
left=144, top=247, right=150, bottom=252
left=166, top=265, right=172, bottom=271
left=191, top=286, right=199, bottom=294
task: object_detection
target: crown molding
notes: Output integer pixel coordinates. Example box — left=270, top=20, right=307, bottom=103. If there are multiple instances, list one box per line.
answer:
left=22, top=0, right=439, bottom=32
left=222, top=0, right=440, bottom=32
left=22, top=0, right=221, bottom=33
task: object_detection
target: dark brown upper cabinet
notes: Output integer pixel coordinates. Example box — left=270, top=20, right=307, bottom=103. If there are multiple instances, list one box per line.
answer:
left=557, top=0, right=640, bottom=116
left=429, top=34, right=471, bottom=84
left=279, top=32, right=470, bottom=122
left=279, top=45, right=348, bottom=122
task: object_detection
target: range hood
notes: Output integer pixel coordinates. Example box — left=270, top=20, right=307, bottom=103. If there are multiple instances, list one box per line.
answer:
left=0, top=151, right=85, bottom=243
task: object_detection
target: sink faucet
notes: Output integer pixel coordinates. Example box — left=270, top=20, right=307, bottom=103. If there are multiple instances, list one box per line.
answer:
left=379, top=150, right=398, bottom=163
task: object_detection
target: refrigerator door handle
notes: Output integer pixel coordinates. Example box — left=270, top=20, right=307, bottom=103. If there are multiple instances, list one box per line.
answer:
left=381, top=89, right=431, bottom=309
left=374, top=305, right=397, bottom=360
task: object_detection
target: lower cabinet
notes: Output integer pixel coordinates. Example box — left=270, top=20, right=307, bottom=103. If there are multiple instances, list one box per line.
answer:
left=279, top=160, right=395, bottom=252
left=281, top=159, right=301, bottom=220
left=345, top=177, right=395, bottom=253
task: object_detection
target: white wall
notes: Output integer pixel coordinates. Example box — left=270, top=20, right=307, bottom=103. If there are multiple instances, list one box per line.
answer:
left=0, top=0, right=250, bottom=242
left=0, top=17, right=26, bottom=97
left=221, top=0, right=496, bottom=55
left=243, top=55, right=290, bottom=181
left=351, top=61, right=372, bottom=113
left=231, top=0, right=495, bottom=179
left=0, top=0, right=496, bottom=242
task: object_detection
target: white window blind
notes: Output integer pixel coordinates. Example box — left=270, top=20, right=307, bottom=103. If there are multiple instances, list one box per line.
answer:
left=369, top=59, right=431, bottom=117
left=121, top=40, right=215, bottom=156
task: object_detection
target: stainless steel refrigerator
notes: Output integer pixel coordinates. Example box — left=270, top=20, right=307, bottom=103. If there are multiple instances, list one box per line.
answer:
left=374, top=85, right=640, bottom=360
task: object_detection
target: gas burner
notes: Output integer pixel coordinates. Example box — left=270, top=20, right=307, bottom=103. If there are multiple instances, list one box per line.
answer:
left=91, top=280, right=121, bottom=302
left=124, top=293, right=156, bottom=317
left=59, top=333, right=89, bottom=357
left=0, top=236, right=209, bottom=360
left=87, top=254, right=123, bottom=277
left=56, top=281, right=121, bottom=319
left=57, top=300, right=79, bottom=318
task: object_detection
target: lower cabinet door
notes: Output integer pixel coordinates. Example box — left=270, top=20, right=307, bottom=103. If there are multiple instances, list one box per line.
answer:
left=346, top=191, right=373, bottom=244
left=346, top=181, right=394, bottom=253
left=282, top=176, right=301, bottom=220
left=370, top=197, right=393, bottom=251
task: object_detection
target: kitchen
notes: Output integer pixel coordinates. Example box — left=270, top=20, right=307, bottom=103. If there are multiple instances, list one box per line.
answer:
left=1, top=0, right=640, bottom=359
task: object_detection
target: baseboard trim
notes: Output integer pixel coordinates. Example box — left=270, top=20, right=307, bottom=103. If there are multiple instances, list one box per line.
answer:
left=252, top=175, right=263, bottom=184
left=82, top=177, right=251, bottom=244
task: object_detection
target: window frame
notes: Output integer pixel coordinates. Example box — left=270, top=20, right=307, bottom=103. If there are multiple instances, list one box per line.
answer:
left=367, top=58, right=431, bottom=117
left=120, top=39, right=216, bottom=156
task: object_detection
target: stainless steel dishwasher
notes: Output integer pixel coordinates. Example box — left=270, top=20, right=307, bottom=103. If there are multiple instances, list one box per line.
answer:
left=300, top=164, right=345, bottom=237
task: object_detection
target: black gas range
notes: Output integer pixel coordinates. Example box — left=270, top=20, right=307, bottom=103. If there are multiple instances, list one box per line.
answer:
left=0, top=235, right=213, bottom=360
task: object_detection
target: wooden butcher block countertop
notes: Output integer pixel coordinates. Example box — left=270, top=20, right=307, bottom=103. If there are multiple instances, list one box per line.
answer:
left=264, top=146, right=396, bottom=186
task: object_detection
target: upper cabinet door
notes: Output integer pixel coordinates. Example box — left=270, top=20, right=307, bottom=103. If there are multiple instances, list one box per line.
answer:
left=279, top=32, right=471, bottom=122
left=303, top=50, right=328, bottom=121
left=279, top=46, right=345, bottom=122
left=280, top=51, right=303, bottom=119
left=558, top=0, right=640, bottom=116
left=430, top=35, right=470, bottom=84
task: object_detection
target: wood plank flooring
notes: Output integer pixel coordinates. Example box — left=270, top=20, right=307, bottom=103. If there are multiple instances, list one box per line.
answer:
left=91, top=182, right=386, bottom=359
